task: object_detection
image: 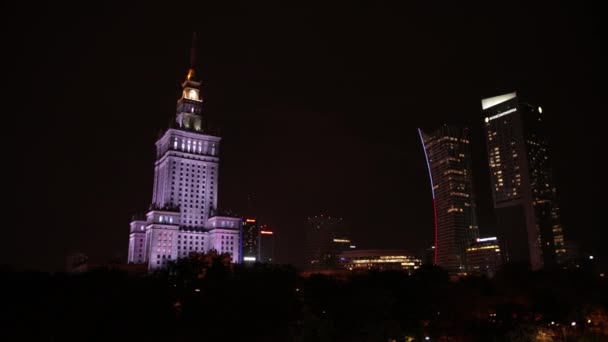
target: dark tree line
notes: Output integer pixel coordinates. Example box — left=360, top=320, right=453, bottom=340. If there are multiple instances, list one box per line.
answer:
left=1, top=256, right=607, bottom=341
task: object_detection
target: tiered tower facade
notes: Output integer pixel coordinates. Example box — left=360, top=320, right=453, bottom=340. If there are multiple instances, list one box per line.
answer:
left=128, top=37, right=241, bottom=270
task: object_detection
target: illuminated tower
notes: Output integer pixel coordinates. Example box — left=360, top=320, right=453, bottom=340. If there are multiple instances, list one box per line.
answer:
left=418, top=125, right=479, bottom=273
left=482, top=92, right=565, bottom=270
left=128, top=34, right=242, bottom=270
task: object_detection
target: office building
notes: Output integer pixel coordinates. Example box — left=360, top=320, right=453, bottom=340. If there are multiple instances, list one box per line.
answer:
left=466, top=237, right=502, bottom=277
left=482, top=92, right=565, bottom=269
left=305, top=215, right=352, bottom=269
left=242, top=218, right=259, bottom=262
left=258, top=225, right=275, bottom=263
left=418, top=125, right=479, bottom=273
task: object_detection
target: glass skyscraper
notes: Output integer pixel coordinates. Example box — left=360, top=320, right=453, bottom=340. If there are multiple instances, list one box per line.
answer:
left=482, top=92, right=565, bottom=270
left=418, top=125, right=479, bottom=273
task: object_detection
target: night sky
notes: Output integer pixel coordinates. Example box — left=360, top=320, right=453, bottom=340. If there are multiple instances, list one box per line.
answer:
left=4, top=1, right=601, bottom=271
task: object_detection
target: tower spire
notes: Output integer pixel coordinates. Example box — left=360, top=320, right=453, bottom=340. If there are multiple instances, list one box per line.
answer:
left=186, top=32, right=197, bottom=81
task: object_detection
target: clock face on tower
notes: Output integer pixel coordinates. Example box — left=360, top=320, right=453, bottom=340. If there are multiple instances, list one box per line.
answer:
left=187, top=89, right=199, bottom=101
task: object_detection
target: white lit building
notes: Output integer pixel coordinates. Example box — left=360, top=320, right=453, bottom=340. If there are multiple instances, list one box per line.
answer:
left=128, top=39, right=241, bottom=270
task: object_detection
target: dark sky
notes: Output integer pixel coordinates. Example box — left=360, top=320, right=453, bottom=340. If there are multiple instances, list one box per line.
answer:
left=4, top=1, right=601, bottom=271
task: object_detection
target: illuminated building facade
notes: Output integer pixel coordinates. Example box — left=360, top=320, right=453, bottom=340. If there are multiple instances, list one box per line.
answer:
left=339, top=249, right=422, bottom=273
left=242, top=218, right=259, bottom=262
left=418, top=125, right=479, bottom=273
left=466, top=237, right=502, bottom=277
left=482, top=92, right=565, bottom=270
left=305, top=215, right=353, bottom=269
left=127, top=37, right=242, bottom=270
left=258, top=226, right=275, bottom=263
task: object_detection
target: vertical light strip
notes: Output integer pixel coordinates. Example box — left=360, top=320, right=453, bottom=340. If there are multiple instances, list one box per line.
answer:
left=418, top=128, right=438, bottom=264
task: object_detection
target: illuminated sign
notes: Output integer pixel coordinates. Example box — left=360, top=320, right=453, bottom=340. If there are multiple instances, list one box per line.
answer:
left=243, top=256, right=256, bottom=261
left=260, top=231, right=273, bottom=235
left=333, top=239, right=351, bottom=243
left=486, top=108, right=516, bottom=122
left=245, top=219, right=256, bottom=223
left=476, top=237, right=497, bottom=242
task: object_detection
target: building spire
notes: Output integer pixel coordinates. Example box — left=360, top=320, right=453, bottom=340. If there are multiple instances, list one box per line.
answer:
left=186, top=32, right=197, bottom=81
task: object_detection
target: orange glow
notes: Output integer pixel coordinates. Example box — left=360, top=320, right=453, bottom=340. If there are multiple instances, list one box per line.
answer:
left=186, top=68, right=195, bottom=80
left=245, top=219, right=256, bottom=223
left=260, top=231, right=273, bottom=235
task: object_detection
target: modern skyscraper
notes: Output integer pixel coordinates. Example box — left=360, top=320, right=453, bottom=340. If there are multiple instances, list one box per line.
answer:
left=127, top=36, right=242, bottom=270
left=305, top=215, right=351, bottom=270
left=258, top=225, right=275, bottom=263
left=482, top=92, right=565, bottom=270
left=418, top=125, right=479, bottom=273
left=242, top=218, right=259, bottom=262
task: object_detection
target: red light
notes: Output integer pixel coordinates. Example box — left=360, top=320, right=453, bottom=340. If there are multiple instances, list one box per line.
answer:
left=245, top=219, right=256, bottom=223
left=433, top=198, right=438, bottom=264
left=260, top=231, right=273, bottom=235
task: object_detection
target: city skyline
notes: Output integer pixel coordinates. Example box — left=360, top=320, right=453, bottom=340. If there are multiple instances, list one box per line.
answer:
left=4, top=2, right=600, bottom=271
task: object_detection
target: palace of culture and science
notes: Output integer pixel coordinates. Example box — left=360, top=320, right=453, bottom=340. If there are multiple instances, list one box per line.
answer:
left=127, top=40, right=242, bottom=270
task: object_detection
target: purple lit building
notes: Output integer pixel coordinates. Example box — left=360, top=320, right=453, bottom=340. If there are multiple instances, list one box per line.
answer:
left=128, top=38, right=242, bottom=270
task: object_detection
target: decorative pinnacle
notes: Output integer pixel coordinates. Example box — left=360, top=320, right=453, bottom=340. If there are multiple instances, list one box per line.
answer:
left=186, top=32, right=197, bottom=80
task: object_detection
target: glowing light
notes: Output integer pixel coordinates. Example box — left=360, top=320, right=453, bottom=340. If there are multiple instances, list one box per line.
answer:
left=589, top=255, right=594, bottom=260
left=425, top=337, right=430, bottom=341
left=194, top=288, right=200, bottom=292
left=476, top=237, right=497, bottom=242
left=260, top=231, right=273, bottom=235
left=538, top=106, right=543, bottom=113
left=487, top=108, right=517, bottom=121
left=484, top=117, right=489, bottom=123
left=481, top=92, right=517, bottom=110
left=186, top=68, right=195, bottom=80
left=245, top=219, right=256, bottom=223
left=417, top=128, right=438, bottom=264
left=333, top=239, right=351, bottom=243
left=587, top=319, right=592, bottom=324
left=571, top=322, right=576, bottom=326
left=243, top=256, right=256, bottom=261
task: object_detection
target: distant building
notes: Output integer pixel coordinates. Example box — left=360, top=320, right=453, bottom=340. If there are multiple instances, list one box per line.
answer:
left=466, top=237, right=502, bottom=277
left=242, top=218, right=259, bottom=262
left=305, top=215, right=352, bottom=269
left=127, top=36, right=242, bottom=271
left=418, top=125, right=479, bottom=273
left=482, top=92, right=566, bottom=270
left=66, top=252, right=89, bottom=273
left=562, top=240, right=580, bottom=266
left=339, top=249, right=422, bottom=273
left=258, top=225, right=275, bottom=263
